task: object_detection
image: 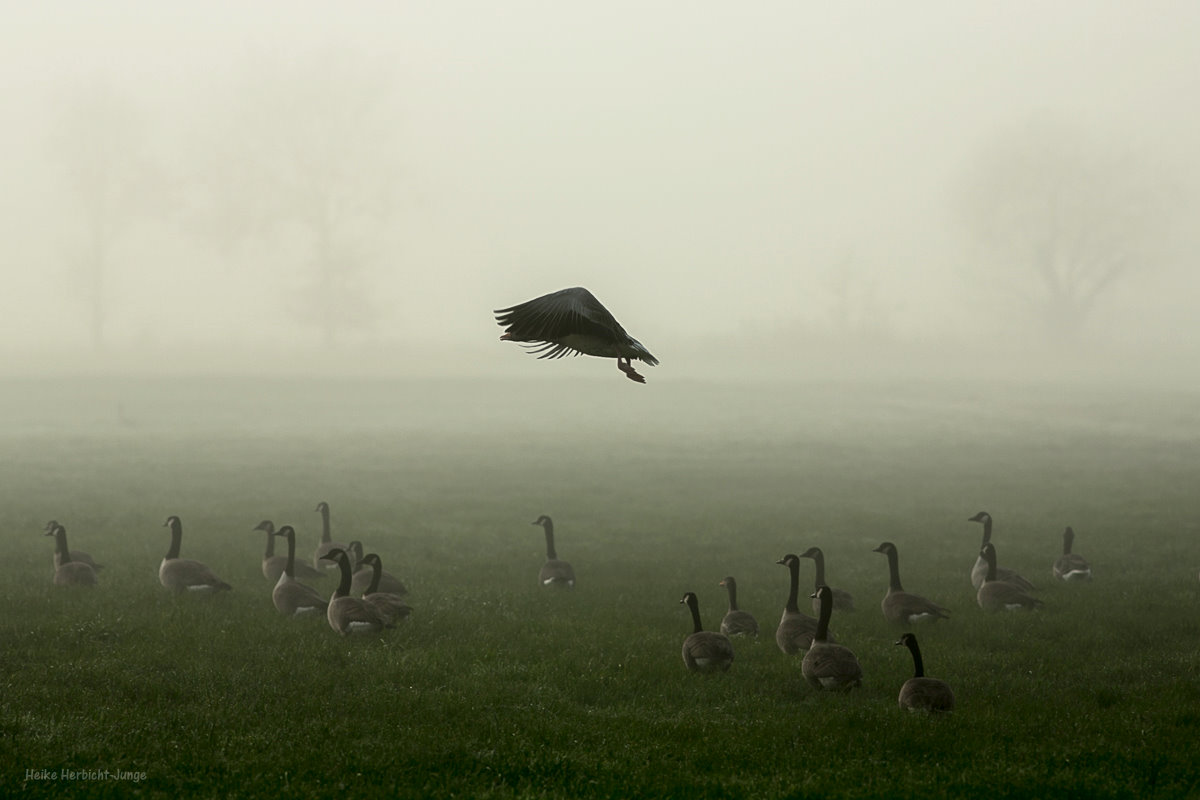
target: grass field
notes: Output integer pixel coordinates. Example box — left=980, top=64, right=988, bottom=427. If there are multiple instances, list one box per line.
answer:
left=2, top=375, right=1199, bottom=798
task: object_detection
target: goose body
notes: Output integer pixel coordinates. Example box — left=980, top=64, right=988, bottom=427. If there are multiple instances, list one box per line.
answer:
left=159, top=516, right=232, bottom=593
left=532, top=516, right=575, bottom=588
left=798, top=546, right=855, bottom=613
left=45, top=524, right=97, bottom=587
left=44, top=520, right=102, bottom=571
left=312, top=501, right=349, bottom=572
left=1053, top=526, right=1092, bottom=581
left=977, top=543, right=1043, bottom=612
left=495, top=287, right=658, bottom=383
left=680, top=592, right=734, bottom=673
left=775, top=554, right=830, bottom=653
left=873, top=542, right=949, bottom=625
left=322, top=548, right=388, bottom=635
left=359, top=553, right=412, bottom=625
left=256, top=520, right=325, bottom=581
left=801, top=586, right=862, bottom=691
left=271, top=525, right=328, bottom=617
left=346, top=541, right=408, bottom=596
left=895, top=633, right=955, bottom=712
left=968, top=512, right=1036, bottom=591
left=718, top=576, right=759, bottom=637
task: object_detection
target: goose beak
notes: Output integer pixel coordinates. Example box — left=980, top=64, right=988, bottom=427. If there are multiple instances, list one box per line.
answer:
left=774, top=558, right=785, bottom=565
left=893, top=639, right=904, bottom=646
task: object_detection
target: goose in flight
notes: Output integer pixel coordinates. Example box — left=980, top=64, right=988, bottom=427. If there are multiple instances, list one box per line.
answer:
left=494, top=287, right=658, bottom=383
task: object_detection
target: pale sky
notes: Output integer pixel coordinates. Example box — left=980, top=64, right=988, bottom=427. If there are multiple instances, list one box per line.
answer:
left=1, top=1, right=1197, bottom=374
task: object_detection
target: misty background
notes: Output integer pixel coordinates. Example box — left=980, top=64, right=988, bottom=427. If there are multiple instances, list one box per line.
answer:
left=2, top=2, right=1198, bottom=384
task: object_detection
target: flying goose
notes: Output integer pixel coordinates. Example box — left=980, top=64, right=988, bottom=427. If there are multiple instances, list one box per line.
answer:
left=255, top=520, right=325, bottom=582
left=679, top=591, right=734, bottom=673
left=977, top=543, right=1043, bottom=612
left=44, top=524, right=97, bottom=587
left=802, top=586, right=863, bottom=691
left=359, top=553, right=412, bottom=625
left=872, top=542, right=950, bottom=625
left=968, top=512, right=1036, bottom=591
left=895, top=633, right=955, bottom=712
left=718, top=576, right=759, bottom=637
left=44, top=520, right=102, bottom=571
left=345, top=541, right=408, bottom=596
left=270, top=525, right=328, bottom=617
left=312, top=501, right=349, bottom=572
left=159, top=516, right=232, bottom=593
left=1053, top=526, right=1092, bottom=581
left=321, top=548, right=388, bottom=635
left=798, top=546, right=855, bottom=613
left=494, top=287, right=658, bottom=383
left=531, top=515, right=575, bottom=588
left=774, top=554, right=831, bottom=654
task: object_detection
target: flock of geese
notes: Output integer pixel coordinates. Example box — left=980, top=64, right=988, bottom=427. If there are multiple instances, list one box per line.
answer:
left=43, top=502, right=412, bottom=636
left=673, top=509, right=1096, bottom=712
left=43, top=502, right=1098, bottom=712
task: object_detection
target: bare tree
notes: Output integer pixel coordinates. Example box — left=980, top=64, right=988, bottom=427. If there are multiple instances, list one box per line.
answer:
left=958, top=122, right=1177, bottom=342
left=48, top=82, right=159, bottom=349
left=190, top=51, right=402, bottom=345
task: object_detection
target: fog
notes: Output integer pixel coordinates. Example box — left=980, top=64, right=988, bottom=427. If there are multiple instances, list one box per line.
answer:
left=2, top=1, right=1198, bottom=383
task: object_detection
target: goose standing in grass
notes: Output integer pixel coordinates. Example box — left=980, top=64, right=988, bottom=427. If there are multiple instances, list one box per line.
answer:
left=359, top=553, right=412, bottom=625
left=1053, top=526, right=1092, bottom=581
left=718, top=576, right=759, bottom=637
left=798, top=546, right=855, bottom=613
left=680, top=592, right=734, bottom=673
left=346, top=541, right=408, bottom=596
left=531, top=515, right=575, bottom=588
left=802, top=586, right=862, bottom=691
left=895, top=633, right=955, bottom=713
left=967, top=512, right=1036, bottom=591
left=159, top=516, right=232, bottom=593
left=312, top=501, right=348, bottom=573
left=44, top=523, right=97, bottom=587
left=321, top=548, right=388, bottom=635
left=269, top=525, right=328, bottom=617
left=494, top=287, right=658, bottom=384
left=255, top=520, right=325, bottom=582
left=873, top=542, right=950, bottom=625
left=977, top=543, right=1043, bottom=612
left=44, top=520, right=102, bottom=571
left=775, top=554, right=829, bottom=653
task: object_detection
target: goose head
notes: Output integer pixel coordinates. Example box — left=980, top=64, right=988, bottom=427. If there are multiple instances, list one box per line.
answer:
left=253, top=520, right=275, bottom=533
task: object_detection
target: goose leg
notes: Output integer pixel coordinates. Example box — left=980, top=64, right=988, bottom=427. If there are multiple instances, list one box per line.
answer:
left=617, top=358, right=647, bottom=384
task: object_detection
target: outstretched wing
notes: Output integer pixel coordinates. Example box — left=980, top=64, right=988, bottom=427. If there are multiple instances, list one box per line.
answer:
left=495, top=287, right=628, bottom=358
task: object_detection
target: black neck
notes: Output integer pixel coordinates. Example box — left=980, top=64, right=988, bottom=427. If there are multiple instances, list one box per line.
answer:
left=785, top=559, right=800, bottom=612
left=319, top=505, right=332, bottom=543
left=166, top=520, right=183, bottom=560
left=366, top=557, right=382, bottom=595
left=264, top=531, right=276, bottom=559
left=53, top=526, right=72, bottom=564
left=543, top=525, right=557, bottom=561
left=814, top=588, right=833, bottom=642
left=686, top=596, right=703, bottom=633
left=283, top=529, right=297, bottom=578
left=810, top=551, right=827, bottom=588
left=724, top=580, right=739, bottom=611
left=333, top=552, right=352, bottom=598
left=983, top=546, right=997, bottom=582
left=1063, top=530, right=1074, bottom=555
left=979, top=516, right=992, bottom=547
left=905, top=637, right=925, bottom=678
left=885, top=548, right=904, bottom=592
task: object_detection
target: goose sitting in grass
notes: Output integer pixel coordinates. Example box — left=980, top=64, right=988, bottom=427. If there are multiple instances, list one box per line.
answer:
left=718, top=576, right=759, bottom=637
left=270, top=525, right=328, bottom=617
left=494, top=287, right=658, bottom=383
left=774, top=554, right=829, bottom=653
left=44, top=520, right=102, bottom=571
left=802, top=586, right=862, bottom=691
left=1052, top=526, right=1092, bottom=581
left=321, top=548, right=389, bottom=635
left=346, top=541, right=408, bottom=596
left=872, top=542, right=949, bottom=625
left=159, top=516, right=232, bottom=593
left=255, top=520, right=325, bottom=582
left=531, top=515, right=575, bottom=589
left=44, top=523, right=97, bottom=587
left=680, top=591, right=734, bottom=673
left=895, top=633, right=955, bottom=713
left=798, top=546, right=855, bottom=613
left=967, top=512, right=1036, bottom=591
left=977, top=543, right=1043, bottom=612
left=359, top=553, right=412, bottom=626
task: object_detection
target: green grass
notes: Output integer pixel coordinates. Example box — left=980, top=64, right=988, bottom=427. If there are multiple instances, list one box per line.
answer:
left=1, top=376, right=1199, bottom=798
